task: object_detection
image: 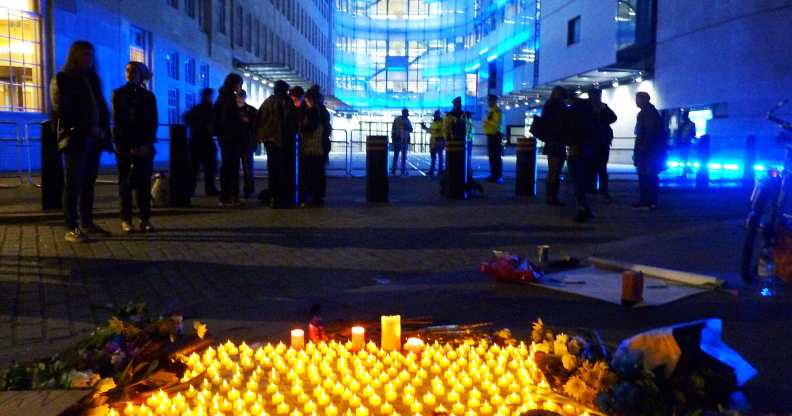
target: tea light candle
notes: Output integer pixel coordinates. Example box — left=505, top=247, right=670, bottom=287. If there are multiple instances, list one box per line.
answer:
left=380, top=315, right=401, bottom=351
left=291, top=329, right=305, bottom=350
left=403, top=337, right=425, bottom=354
left=351, top=326, right=365, bottom=351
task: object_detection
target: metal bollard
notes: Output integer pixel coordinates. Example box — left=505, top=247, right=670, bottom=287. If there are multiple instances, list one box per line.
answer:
left=515, top=137, right=537, bottom=196
left=743, top=135, right=756, bottom=188
left=40, top=120, right=63, bottom=210
left=366, top=135, right=389, bottom=202
left=695, top=134, right=710, bottom=188
left=444, top=139, right=467, bottom=199
left=169, top=124, right=192, bottom=207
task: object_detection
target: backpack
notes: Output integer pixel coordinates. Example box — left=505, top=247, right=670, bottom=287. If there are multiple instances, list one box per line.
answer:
left=258, top=97, right=282, bottom=142
left=151, top=172, right=170, bottom=207
left=529, top=115, right=545, bottom=141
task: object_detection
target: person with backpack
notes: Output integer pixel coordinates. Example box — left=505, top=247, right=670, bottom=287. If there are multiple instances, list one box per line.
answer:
left=185, top=88, right=219, bottom=196
left=214, top=73, right=245, bottom=207
left=112, top=61, right=158, bottom=234
left=588, top=88, right=618, bottom=201
left=298, top=88, right=325, bottom=207
left=50, top=41, right=113, bottom=243
left=633, top=91, right=667, bottom=210
left=390, top=108, right=413, bottom=176
left=237, top=89, right=258, bottom=199
left=538, top=86, right=568, bottom=206
left=483, top=94, right=504, bottom=183
left=421, top=110, right=445, bottom=176
left=257, top=80, right=291, bottom=207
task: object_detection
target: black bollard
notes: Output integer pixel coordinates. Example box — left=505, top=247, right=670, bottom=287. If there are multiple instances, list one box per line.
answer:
left=366, top=135, right=389, bottom=202
left=169, top=124, right=192, bottom=206
left=445, top=139, right=467, bottom=199
left=40, top=120, right=63, bottom=210
left=695, top=134, right=710, bottom=188
left=515, top=137, right=537, bottom=196
left=743, top=135, right=757, bottom=188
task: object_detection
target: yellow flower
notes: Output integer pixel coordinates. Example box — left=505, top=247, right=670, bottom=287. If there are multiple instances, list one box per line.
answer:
left=107, top=317, right=125, bottom=334
left=561, top=354, right=578, bottom=371
left=553, top=333, right=569, bottom=356
left=194, top=321, right=208, bottom=340
left=562, top=376, right=589, bottom=402
left=93, top=378, right=116, bottom=395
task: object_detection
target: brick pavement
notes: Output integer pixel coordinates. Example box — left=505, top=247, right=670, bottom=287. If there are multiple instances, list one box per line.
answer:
left=1, top=177, right=791, bottom=411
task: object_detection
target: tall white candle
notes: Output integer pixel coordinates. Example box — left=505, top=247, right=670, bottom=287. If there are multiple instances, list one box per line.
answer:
left=380, top=315, right=401, bottom=351
left=351, top=326, right=365, bottom=351
left=291, top=329, right=304, bottom=350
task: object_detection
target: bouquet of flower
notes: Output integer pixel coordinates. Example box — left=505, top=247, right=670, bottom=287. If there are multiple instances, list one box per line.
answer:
left=481, top=251, right=544, bottom=284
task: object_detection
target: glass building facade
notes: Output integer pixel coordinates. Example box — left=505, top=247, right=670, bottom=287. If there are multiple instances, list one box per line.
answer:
left=333, top=0, right=539, bottom=111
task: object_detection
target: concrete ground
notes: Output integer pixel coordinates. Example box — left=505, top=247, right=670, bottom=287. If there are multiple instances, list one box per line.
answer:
left=0, top=175, right=790, bottom=412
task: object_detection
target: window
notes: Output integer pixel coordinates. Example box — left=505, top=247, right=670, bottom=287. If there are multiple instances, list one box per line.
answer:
left=166, top=52, right=179, bottom=80
left=129, top=26, right=150, bottom=65
left=200, top=64, right=210, bottom=88
left=245, top=13, right=252, bottom=52
left=185, top=91, right=195, bottom=112
left=167, top=88, right=180, bottom=124
left=617, top=0, right=638, bottom=50
left=167, top=0, right=178, bottom=8
left=185, top=57, right=196, bottom=84
left=185, top=0, right=195, bottom=17
left=0, top=1, right=43, bottom=112
left=217, top=0, right=226, bottom=34
left=235, top=6, right=243, bottom=46
left=255, top=20, right=261, bottom=56
left=567, top=16, right=581, bottom=46
left=198, top=0, right=208, bottom=32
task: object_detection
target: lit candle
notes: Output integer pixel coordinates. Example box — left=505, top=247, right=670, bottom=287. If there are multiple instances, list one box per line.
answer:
left=351, top=326, right=365, bottom=351
left=404, top=337, right=425, bottom=354
left=291, top=329, right=305, bottom=350
left=380, top=316, right=401, bottom=351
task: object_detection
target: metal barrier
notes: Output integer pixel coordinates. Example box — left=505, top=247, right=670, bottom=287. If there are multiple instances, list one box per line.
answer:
left=0, top=121, right=24, bottom=188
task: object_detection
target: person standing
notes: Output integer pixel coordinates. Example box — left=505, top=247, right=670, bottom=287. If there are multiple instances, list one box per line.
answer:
left=257, top=80, right=290, bottom=207
left=390, top=108, right=413, bottom=176
left=541, top=86, right=568, bottom=206
left=281, top=86, right=304, bottom=208
left=421, top=110, right=445, bottom=176
left=633, top=91, right=666, bottom=210
left=298, top=88, right=325, bottom=207
left=309, top=85, right=332, bottom=199
left=483, top=94, right=503, bottom=183
left=237, top=90, right=258, bottom=199
left=185, top=88, right=219, bottom=196
left=50, top=41, right=112, bottom=242
left=676, top=111, right=696, bottom=177
left=565, top=92, right=597, bottom=223
left=112, top=62, right=158, bottom=233
left=214, top=73, right=245, bottom=207
left=589, top=89, right=618, bottom=200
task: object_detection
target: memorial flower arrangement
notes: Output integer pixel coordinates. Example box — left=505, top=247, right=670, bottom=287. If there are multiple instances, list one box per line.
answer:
left=0, top=302, right=208, bottom=394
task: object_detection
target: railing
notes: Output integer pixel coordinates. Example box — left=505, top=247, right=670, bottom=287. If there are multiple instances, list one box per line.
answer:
left=0, top=121, right=24, bottom=188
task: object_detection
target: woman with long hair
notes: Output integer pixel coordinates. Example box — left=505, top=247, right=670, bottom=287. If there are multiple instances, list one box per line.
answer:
left=112, top=61, right=158, bottom=233
left=214, top=73, right=245, bottom=207
left=50, top=40, right=112, bottom=242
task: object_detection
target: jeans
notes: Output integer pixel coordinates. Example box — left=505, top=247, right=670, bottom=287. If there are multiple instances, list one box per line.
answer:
left=567, top=153, right=591, bottom=213
left=391, top=140, right=408, bottom=175
left=486, top=134, right=503, bottom=179
left=241, top=148, right=255, bottom=197
left=429, top=142, right=445, bottom=175
left=190, top=136, right=217, bottom=195
left=299, top=155, right=325, bottom=204
left=63, top=139, right=101, bottom=229
left=278, top=136, right=298, bottom=207
left=590, top=144, right=610, bottom=193
left=117, top=152, right=153, bottom=222
left=219, top=138, right=242, bottom=202
left=546, top=156, right=566, bottom=201
left=638, top=170, right=660, bottom=205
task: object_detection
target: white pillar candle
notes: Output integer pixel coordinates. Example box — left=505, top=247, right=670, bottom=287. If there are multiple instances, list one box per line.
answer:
left=380, top=315, right=401, bottom=351
left=291, top=329, right=305, bottom=350
left=403, top=337, right=424, bottom=354
left=351, top=326, right=365, bottom=351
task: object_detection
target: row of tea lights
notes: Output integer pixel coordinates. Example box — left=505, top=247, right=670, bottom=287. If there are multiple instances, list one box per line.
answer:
left=112, top=316, right=599, bottom=416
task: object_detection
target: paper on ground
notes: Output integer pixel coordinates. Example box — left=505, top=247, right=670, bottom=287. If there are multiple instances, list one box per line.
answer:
left=588, top=257, right=724, bottom=288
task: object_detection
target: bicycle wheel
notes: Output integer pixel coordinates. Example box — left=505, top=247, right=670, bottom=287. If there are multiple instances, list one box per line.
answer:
left=740, top=210, right=764, bottom=283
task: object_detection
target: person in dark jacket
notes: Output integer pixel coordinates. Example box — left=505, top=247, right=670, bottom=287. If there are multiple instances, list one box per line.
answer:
left=541, top=86, right=568, bottom=206
left=185, top=88, right=218, bottom=196
left=214, top=73, right=245, bottom=207
left=633, top=91, right=666, bottom=209
left=588, top=88, right=618, bottom=200
left=50, top=41, right=112, bottom=243
left=298, top=88, right=326, bottom=207
left=112, top=61, right=158, bottom=234
left=256, top=80, right=291, bottom=207
left=308, top=84, right=332, bottom=199
left=237, top=89, right=258, bottom=199
left=565, top=92, right=597, bottom=222
left=276, top=86, right=302, bottom=208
